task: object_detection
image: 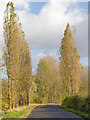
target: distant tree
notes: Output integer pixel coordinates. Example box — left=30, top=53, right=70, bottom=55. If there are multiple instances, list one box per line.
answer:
left=35, top=56, right=62, bottom=103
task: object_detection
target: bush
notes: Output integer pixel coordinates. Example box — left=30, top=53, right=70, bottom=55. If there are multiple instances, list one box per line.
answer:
left=2, top=102, right=9, bottom=111
left=62, top=95, right=88, bottom=112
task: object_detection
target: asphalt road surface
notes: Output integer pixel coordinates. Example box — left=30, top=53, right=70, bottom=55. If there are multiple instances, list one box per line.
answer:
left=27, top=105, right=85, bottom=119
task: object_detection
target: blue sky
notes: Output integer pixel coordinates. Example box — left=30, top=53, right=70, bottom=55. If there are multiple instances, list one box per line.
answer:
left=78, top=2, right=88, bottom=13
left=1, top=1, right=88, bottom=75
left=28, top=2, right=88, bottom=73
left=30, top=2, right=88, bottom=15
left=30, top=2, right=47, bottom=14
left=89, top=1, right=90, bottom=13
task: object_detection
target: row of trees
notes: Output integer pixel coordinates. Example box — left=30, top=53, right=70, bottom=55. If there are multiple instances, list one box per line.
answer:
left=31, top=24, right=83, bottom=104
left=2, top=2, right=32, bottom=109
left=2, top=2, right=87, bottom=111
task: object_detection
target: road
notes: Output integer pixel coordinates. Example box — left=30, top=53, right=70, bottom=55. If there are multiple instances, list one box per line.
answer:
left=27, top=105, right=85, bottom=119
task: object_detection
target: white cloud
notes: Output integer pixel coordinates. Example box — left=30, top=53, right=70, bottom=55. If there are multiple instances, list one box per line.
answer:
left=76, top=16, right=88, bottom=58
left=0, top=0, right=88, bottom=72
left=15, top=1, right=87, bottom=56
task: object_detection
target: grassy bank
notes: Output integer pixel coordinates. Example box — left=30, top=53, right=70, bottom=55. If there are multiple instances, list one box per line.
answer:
left=58, top=105, right=89, bottom=120
left=2, top=104, right=37, bottom=118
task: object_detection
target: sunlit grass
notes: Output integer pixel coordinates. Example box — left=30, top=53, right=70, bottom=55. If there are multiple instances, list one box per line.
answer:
left=2, top=104, right=37, bottom=118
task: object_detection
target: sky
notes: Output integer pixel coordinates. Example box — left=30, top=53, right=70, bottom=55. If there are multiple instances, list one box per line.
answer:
left=0, top=0, right=88, bottom=74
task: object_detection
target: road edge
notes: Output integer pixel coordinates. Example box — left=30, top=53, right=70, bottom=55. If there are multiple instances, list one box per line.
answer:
left=57, top=105, right=88, bottom=120
left=23, top=104, right=40, bottom=118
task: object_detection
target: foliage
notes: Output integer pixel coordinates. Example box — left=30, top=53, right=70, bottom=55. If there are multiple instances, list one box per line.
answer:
left=34, top=56, right=62, bottom=104
left=62, top=95, right=88, bottom=112
left=3, top=2, right=32, bottom=109
left=61, top=66, right=88, bottom=113
left=2, top=102, right=9, bottom=110
left=59, top=23, right=83, bottom=97
left=59, top=24, right=88, bottom=118
left=2, top=3, right=88, bottom=119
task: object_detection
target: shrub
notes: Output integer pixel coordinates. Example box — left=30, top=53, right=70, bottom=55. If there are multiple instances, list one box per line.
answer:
left=62, top=95, right=88, bottom=112
left=2, top=102, right=9, bottom=111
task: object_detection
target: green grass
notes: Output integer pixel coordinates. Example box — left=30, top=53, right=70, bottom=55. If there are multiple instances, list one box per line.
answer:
left=0, top=115, right=2, bottom=120
left=57, top=105, right=89, bottom=120
left=2, top=104, right=36, bottom=118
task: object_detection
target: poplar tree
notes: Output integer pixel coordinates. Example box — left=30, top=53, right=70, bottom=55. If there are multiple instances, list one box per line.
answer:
left=3, top=2, right=32, bottom=108
left=59, top=23, right=82, bottom=97
left=3, top=2, right=17, bottom=108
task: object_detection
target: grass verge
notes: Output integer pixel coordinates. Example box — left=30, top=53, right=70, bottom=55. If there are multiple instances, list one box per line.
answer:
left=57, top=105, right=89, bottom=120
left=2, top=104, right=37, bottom=118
